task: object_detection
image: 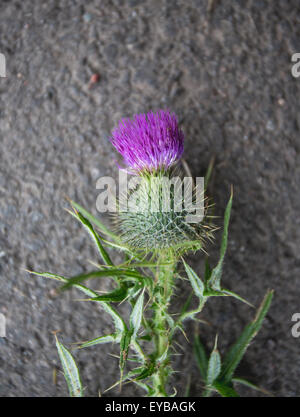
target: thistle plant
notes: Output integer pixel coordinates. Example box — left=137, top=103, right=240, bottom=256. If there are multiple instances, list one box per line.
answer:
left=29, top=110, right=272, bottom=397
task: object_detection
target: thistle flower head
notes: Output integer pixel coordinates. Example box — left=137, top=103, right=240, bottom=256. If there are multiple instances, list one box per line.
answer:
left=110, top=110, right=184, bottom=174
left=111, top=110, right=208, bottom=253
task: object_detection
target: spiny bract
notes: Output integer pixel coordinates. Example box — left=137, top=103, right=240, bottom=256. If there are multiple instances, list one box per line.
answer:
left=118, top=174, right=204, bottom=251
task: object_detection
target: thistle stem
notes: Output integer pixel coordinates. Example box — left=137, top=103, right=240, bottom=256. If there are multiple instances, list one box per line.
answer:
left=151, top=254, right=176, bottom=396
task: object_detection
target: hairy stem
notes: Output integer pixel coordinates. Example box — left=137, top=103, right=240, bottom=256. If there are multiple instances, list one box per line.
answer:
left=151, top=253, right=176, bottom=396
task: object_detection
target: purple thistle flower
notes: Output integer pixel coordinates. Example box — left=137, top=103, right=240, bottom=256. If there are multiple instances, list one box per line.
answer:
left=110, top=110, right=184, bottom=173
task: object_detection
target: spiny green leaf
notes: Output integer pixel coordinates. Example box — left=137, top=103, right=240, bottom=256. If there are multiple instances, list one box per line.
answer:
left=194, top=335, right=208, bottom=381
left=120, top=260, right=173, bottom=269
left=59, top=269, right=151, bottom=292
left=88, top=264, right=153, bottom=290
left=103, top=366, right=145, bottom=393
left=139, top=334, right=152, bottom=341
left=182, top=259, right=205, bottom=301
left=131, top=339, right=147, bottom=362
left=220, top=290, right=273, bottom=383
left=208, top=191, right=233, bottom=290
left=91, top=285, right=129, bottom=303
left=101, top=238, right=135, bottom=256
left=212, top=381, right=239, bottom=397
left=119, top=331, right=132, bottom=380
left=70, top=209, right=113, bottom=266
left=130, top=290, right=144, bottom=339
left=79, top=333, right=119, bottom=349
left=29, top=270, right=126, bottom=333
left=56, top=337, right=83, bottom=397
left=207, top=338, right=221, bottom=385
left=99, top=303, right=126, bottom=334
left=232, top=377, right=272, bottom=396
left=220, top=289, right=253, bottom=307
left=165, top=312, right=175, bottom=328
left=127, top=282, right=144, bottom=299
left=133, top=381, right=155, bottom=396
left=174, top=300, right=207, bottom=329
left=203, top=287, right=253, bottom=307
left=134, top=363, right=156, bottom=380
left=122, top=274, right=153, bottom=291
left=70, top=200, right=119, bottom=241
left=156, top=344, right=169, bottom=364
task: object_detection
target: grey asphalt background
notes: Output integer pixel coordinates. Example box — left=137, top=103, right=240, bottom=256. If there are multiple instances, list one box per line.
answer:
left=0, top=0, right=300, bottom=397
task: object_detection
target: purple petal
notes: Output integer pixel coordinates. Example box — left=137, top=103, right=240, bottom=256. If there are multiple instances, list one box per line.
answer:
left=110, top=110, right=184, bottom=173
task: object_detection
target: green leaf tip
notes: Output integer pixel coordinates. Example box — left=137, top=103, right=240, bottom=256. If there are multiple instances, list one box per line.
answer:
left=79, top=333, right=119, bottom=349
left=219, top=289, right=273, bottom=384
left=70, top=200, right=119, bottom=241
left=208, top=190, right=233, bottom=290
left=182, top=259, right=205, bottom=301
left=207, top=342, right=221, bottom=385
left=55, top=336, right=83, bottom=397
